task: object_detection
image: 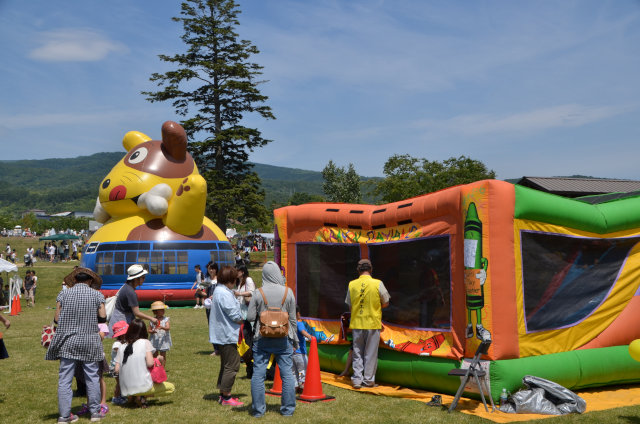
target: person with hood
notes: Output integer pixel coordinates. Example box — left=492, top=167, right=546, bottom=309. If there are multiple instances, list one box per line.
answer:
left=247, top=261, right=298, bottom=418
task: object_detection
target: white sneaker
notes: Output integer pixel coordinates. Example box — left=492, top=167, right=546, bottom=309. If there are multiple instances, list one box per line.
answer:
left=194, top=305, right=200, bottom=309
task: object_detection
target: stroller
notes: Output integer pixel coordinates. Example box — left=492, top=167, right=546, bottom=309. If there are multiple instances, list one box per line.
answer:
left=24, top=254, right=33, bottom=267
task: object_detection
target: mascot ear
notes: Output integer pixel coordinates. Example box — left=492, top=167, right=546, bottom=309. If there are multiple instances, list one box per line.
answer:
left=123, top=131, right=152, bottom=152
left=161, top=121, right=187, bottom=161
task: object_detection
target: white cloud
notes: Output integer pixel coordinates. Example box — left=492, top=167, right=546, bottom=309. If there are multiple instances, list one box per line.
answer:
left=29, top=28, right=127, bottom=62
left=411, top=104, right=632, bottom=137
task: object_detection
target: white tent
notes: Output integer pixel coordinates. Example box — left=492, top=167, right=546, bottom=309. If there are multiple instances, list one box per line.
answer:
left=0, top=257, right=17, bottom=273
left=226, top=228, right=238, bottom=239
left=1, top=258, right=18, bottom=310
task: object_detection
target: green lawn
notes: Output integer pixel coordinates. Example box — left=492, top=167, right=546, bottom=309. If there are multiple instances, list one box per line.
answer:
left=0, top=236, right=638, bottom=423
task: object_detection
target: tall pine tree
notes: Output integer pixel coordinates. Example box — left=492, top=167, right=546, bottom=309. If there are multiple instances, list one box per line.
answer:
left=142, top=0, right=273, bottom=232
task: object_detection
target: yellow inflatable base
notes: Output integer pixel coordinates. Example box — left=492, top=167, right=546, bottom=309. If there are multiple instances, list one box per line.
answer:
left=320, top=371, right=640, bottom=422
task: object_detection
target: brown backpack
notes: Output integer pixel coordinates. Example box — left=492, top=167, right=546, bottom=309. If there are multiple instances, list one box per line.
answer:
left=258, top=287, right=289, bottom=338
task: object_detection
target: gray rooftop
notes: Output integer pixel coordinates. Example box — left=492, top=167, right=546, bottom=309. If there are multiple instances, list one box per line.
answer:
left=517, top=177, right=640, bottom=197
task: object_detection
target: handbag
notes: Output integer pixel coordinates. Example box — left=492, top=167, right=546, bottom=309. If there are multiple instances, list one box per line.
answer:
left=41, top=324, right=55, bottom=348
left=148, top=357, right=167, bottom=384
left=105, top=285, right=124, bottom=322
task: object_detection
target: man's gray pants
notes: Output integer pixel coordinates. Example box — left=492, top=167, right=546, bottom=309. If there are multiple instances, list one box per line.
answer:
left=351, top=328, right=380, bottom=386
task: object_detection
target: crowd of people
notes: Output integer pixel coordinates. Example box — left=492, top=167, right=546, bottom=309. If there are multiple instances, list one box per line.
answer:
left=234, top=234, right=274, bottom=253
left=34, top=254, right=392, bottom=422
left=41, top=240, right=81, bottom=262
left=0, top=241, right=81, bottom=265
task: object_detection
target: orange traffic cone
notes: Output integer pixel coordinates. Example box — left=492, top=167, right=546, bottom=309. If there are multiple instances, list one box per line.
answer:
left=9, top=296, right=18, bottom=316
left=266, top=364, right=283, bottom=396
left=297, top=337, right=335, bottom=402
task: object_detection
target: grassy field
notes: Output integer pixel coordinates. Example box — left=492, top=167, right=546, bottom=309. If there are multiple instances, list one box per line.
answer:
left=1, top=236, right=639, bottom=423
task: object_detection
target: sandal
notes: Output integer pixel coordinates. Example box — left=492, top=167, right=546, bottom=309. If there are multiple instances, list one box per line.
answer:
left=134, top=396, right=148, bottom=409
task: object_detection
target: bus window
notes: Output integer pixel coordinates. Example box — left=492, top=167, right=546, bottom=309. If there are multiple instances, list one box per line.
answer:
left=138, top=251, right=149, bottom=263
left=210, top=251, right=219, bottom=263
left=149, top=263, right=162, bottom=274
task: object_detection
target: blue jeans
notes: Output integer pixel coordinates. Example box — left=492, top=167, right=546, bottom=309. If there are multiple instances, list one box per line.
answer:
left=250, top=337, right=296, bottom=417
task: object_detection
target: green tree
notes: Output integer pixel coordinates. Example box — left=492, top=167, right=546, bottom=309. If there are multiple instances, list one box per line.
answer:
left=322, top=160, right=362, bottom=203
left=288, top=192, right=325, bottom=205
left=374, top=154, right=496, bottom=202
left=142, top=0, right=273, bottom=232
left=0, top=213, right=15, bottom=230
left=21, top=213, right=38, bottom=231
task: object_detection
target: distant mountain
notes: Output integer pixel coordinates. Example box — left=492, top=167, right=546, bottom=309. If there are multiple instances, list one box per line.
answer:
left=0, top=153, right=361, bottom=215
left=0, top=153, right=124, bottom=215
left=251, top=163, right=325, bottom=182
left=251, top=163, right=328, bottom=206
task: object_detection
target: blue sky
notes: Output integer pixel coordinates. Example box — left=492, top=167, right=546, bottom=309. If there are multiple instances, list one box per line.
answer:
left=1, top=1, right=639, bottom=180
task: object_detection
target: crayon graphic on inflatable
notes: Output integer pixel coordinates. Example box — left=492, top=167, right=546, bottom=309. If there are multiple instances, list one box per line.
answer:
left=274, top=179, right=640, bottom=400
left=81, top=121, right=234, bottom=303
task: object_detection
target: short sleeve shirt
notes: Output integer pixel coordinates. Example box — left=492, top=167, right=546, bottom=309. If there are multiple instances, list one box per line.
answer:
left=114, top=283, right=139, bottom=323
left=115, top=339, right=155, bottom=396
left=45, top=283, right=105, bottom=362
left=295, top=321, right=308, bottom=355
left=24, top=276, right=35, bottom=290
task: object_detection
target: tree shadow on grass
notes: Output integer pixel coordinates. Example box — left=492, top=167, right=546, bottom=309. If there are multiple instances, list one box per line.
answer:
left=196, top=350, right=216, bottom=356
left=619, top=416, right=640, bottom=424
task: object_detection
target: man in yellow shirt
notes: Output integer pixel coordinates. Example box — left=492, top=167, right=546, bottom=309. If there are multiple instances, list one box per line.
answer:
left=345, top=259, right=390, bottom=389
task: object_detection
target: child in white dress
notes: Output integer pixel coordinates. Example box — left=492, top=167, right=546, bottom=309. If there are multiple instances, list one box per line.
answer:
left=149, top=301, right=172, bottom=367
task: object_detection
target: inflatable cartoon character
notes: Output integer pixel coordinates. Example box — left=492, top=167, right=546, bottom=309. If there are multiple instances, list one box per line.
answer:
left=92, top=121, right=224, bottom=242
left=83, top=121, right=231, bottom=302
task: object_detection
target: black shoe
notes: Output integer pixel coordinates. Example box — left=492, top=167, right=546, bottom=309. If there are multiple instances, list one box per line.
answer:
left=426, top=395, right=442, bottom=406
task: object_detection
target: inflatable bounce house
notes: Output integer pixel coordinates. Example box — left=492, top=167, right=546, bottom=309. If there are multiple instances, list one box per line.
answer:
left=273, top=179, right=640, bottom=399
left=81, top=121, right=234, bottom=302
